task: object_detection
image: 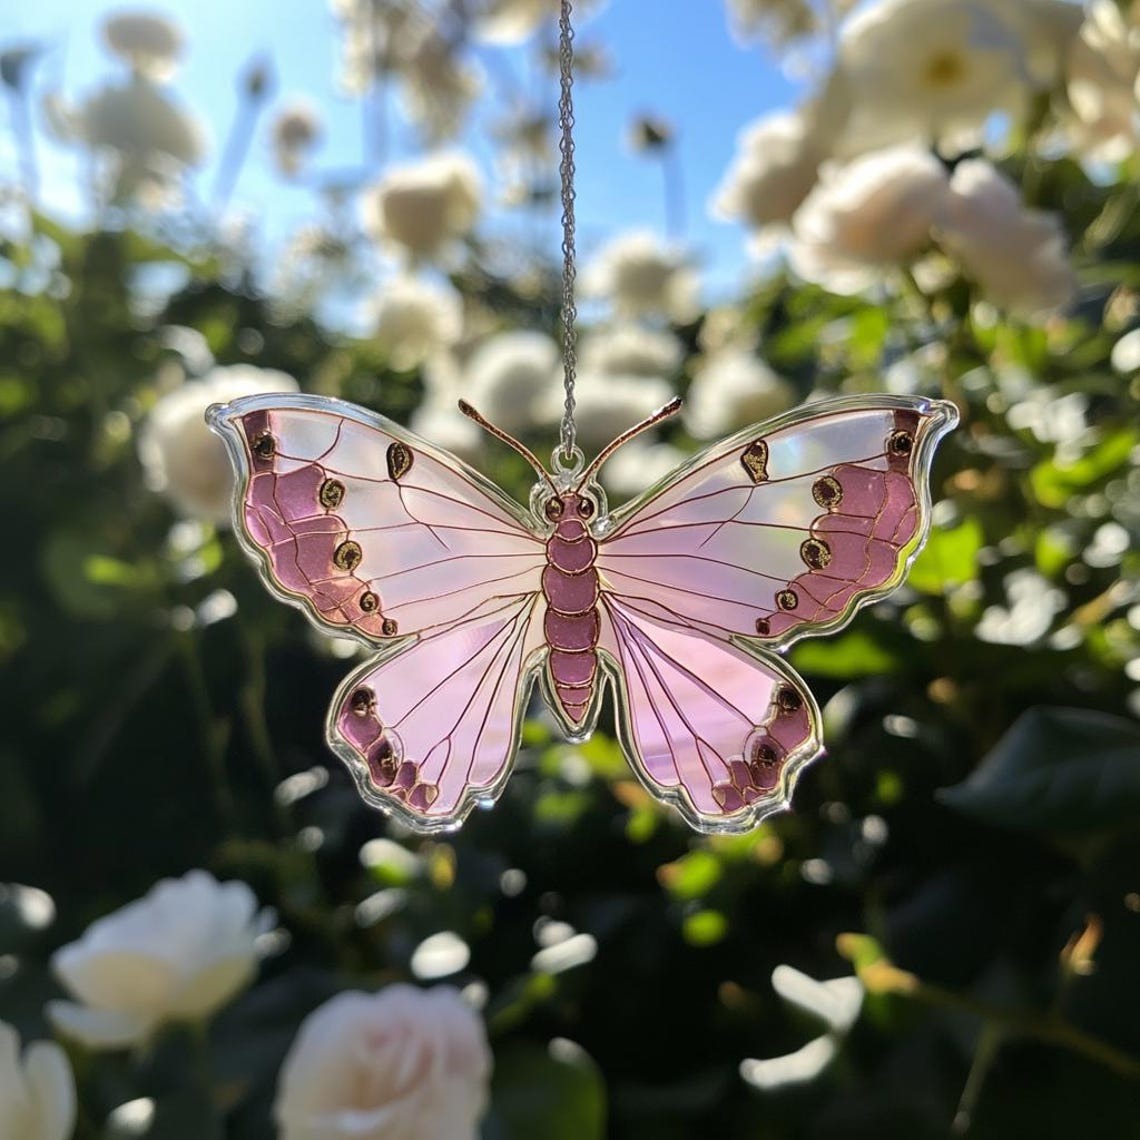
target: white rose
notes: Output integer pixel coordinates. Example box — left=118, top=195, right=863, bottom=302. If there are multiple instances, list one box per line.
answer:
left=684, top=349, right=795, bottom=440
left=274, top=985, right=491, bottom=1140
left=399, top=28, right=482, bottom=144
left=367, top=274, right=463, bottom=371
left=788, top=146, right=949, bottom=294
left=138, top=364, right=299, bottom=524
left=724, top=0, right=819, bottom=47
left=583, top=231, right=700, bottom=323
left=464, top=330, right=560, bottom=435
left=80, top=75, right=206, bottom=168
left=270, top=99, right=324, bottom=178
left=332, top=0, right=420, bottom=94
left=711, top=109, right=822, bottom=241
left=819, top=0, right=1033, bottom=157
left=541, top=370, right=674, bottom=450
left=600, top=439, right=687, bottom=499
left=1111, top=327, right=1140, bottom=375
left=363, top=151, right=482, bottom=261
left=1064, top=0, right=1140, bottom=161
left=47, top=871, right=266, bottom=1049
left=935, top=159, right=1076, bottom=319
left=0, top=1022, right=76, bottom=1140
left=471, top=0, right=604, bottom=45
left=101, top=11, right=185, bottom=82
left=578, top=323, right=682, bottom=378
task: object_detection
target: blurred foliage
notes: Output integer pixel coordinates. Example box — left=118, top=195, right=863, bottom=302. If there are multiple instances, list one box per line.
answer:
left=1, top=133, right=1139, bottom=1139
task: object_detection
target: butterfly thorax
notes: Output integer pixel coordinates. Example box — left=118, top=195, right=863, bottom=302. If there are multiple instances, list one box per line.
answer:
left=541, top=492, right=601, bottom=729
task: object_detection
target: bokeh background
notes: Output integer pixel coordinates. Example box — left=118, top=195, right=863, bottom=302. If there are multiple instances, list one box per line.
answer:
left=1, top=0, right=1139, bottom=1137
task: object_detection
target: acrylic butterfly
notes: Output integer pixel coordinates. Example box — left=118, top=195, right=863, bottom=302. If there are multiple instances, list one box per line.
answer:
left=207, top=391, right=957, bottom=835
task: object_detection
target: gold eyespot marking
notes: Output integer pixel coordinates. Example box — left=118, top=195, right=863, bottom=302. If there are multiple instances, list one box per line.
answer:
left=776, top=686, right=803, bottom=714
left=800, top=538, right=832, bottom=571
left=333, top=540, right=363, bottom=572
left=359, top=590, right=379, bottom=613
left=381, top=617, right=399, bottom=637
left=776, top=589, right=798, bottom=611
left=319, top=478, right=345, bottom=509
left=387, top=441, right=413, bottom=481
left=578, top=497, right=595, bottom=519
left=370, top=737, right=398, bottom=785
left=349, top=687, right=374, bottom=717
left=545, top=497, right=564, bottom=521
left=252, top=431, right=276, bottom=459
left=750, top=738, right=780, bottom=766
left=755, top=617, right=771, bottom=636
left=741, top=439, right=769, bottom=484
left=888, top=429, right=914, bottom=457
left=812, top=475, right=843, bottom=509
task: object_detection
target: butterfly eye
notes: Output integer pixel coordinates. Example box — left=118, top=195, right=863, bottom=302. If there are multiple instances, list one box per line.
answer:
left=545, top=498, right=564, bottom=521
left=577, top=497, right=595, bottom=519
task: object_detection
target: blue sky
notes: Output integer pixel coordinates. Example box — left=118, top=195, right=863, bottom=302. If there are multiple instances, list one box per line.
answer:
left=3, top=0, right=797, bottom=295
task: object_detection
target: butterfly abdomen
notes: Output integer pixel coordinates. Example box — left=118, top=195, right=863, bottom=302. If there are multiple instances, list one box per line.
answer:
left=542, top=496, right=600, bottom=729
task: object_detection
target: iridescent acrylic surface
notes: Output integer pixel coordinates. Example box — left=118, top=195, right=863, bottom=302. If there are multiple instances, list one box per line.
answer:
left=208, top=392, right=958, bottom=834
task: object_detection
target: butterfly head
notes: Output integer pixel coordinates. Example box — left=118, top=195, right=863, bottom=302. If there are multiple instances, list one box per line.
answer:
left=543, top=489, right=601, bottom=531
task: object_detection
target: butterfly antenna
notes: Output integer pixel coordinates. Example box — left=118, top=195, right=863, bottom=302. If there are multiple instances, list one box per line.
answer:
left=458, top=400, right=559, bottom=495
left=577, top=396, right=683, bottom=488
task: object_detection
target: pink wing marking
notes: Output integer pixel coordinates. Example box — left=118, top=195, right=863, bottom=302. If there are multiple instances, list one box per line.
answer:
left=210, top=396, right=546, bottom=641
left=328, top=596, right=546, bottom=830
left=597, top=397, right=957, bottom=647
left=600, top=595, right=821, bottom=832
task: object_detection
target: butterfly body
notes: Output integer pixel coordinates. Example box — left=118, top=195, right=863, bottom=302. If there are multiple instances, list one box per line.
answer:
left=542, top=491, right=602, bottom=732
left=209, top=391, right=957, bottom=835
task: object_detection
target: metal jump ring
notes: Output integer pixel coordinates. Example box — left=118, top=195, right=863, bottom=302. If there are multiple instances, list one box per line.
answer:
left=551, top=445, right=585, bottom=479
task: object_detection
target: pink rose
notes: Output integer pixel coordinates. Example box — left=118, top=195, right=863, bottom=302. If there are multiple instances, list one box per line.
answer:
left=275, top=985, right=492, bottom=1139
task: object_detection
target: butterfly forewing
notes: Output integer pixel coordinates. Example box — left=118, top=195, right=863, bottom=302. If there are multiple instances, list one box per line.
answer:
left=209, top=394, right=546, bottom=642
left=597, top=396, right=958, bottom=647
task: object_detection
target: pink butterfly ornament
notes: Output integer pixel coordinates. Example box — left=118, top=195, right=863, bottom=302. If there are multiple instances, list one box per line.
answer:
left=207, top=391, right=957, bottom=835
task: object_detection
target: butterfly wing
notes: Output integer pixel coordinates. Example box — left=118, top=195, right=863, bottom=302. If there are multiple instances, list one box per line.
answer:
left=208, top=393, right=547, bottom=641
left=598, top=596, right=821, bottom=833
left=596, top=395, right=958, bottom=647
left=329, top=595, right=546, bottom=831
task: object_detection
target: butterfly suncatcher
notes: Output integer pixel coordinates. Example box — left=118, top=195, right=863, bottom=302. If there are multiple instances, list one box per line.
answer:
left=208, top=391, right=957, bottom=834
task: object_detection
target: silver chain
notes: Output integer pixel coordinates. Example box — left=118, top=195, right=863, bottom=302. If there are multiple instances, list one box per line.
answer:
left=556, top=0, right=578, bottom=465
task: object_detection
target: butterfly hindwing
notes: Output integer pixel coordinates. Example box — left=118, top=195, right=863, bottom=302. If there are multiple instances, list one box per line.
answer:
left=597, top=395, right=958, bottom=647
left=208, top=394, right=547, bottom=642
left=328, top=596, right=546, bottom=831
left=600, top=596, right=822, bottom=832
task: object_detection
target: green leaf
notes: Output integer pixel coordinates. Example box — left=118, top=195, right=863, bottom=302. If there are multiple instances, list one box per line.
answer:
left=937, top=707, right=1140, bottom=833
left=1030, top=429, right=1137, bottom=509
left=791, top=629, right=902, bottom=679
left=488, top=1041, right=606, bottom=1140
left=906, top=516, right=983, bottom=594
left=683, top=909, right=728, bottom=946
left=657, top=849, right=722, bottom=901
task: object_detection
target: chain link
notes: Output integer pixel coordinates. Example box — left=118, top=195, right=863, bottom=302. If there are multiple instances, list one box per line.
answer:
left=556, top=0, right=578, bottom=465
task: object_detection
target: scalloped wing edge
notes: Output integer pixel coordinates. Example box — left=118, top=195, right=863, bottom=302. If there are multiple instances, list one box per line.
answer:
left=600, top=394, right=960, bottom=653
left=598, top=648, right=825, bottom=835
left=206, top=391, right=544, bottom=649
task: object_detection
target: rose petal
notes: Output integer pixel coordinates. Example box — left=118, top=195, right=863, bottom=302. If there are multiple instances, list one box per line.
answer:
left=47, top=1000, right=154, bottom=1049
left=24, top=1041, right=77, bottom=1140
left=53, top=947, right=176, bottom=1013
left=170, top=956, right=257, bottom=1020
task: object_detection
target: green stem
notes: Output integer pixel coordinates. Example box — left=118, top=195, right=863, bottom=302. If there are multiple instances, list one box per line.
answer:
left=176, top=631, right=237, bottom=829
left=952, top=1022, right=1004, bottom=1134
left=238, top=625, right=281, bottom=790
left=910, top=979, right=1140, bottom=1081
